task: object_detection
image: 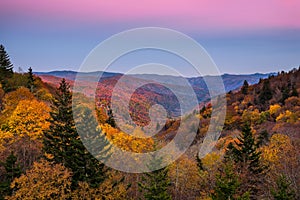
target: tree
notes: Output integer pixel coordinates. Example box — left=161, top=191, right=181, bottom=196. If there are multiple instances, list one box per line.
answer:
left=241, top=80, right=249, bottom=95
left=212, top=162, right=241, bottom=200
left=0, top=87, right=34, bottom=125
left=7, top=159, right=72, bottom=200
left=105, top=105, right=116, bottom=128
left=226, top=123, right=267, bottom=198
left=271, top=175, right=296, bottom=200
left=259, top=79, right=272, bottom=104
left=0, top=45, right=13, bottom=92
left=0, top=152, right=21, bottom=200
left=43, top=79, right=109, bottom=188
left=139, top=153, right=171, bottom=200
left=26, top=67, right=35, bottom=93
left=7, top=99, right=50, bottom=139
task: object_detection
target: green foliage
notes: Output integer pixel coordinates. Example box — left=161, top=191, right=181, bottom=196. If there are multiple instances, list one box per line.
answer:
left=43, top=79, right=109, bottom=188
left=241, top=80, right=249, bottom=95
left=228, top=123, right=266, bottom=174
left=139, top=154, right=171, bottom=200
left=0, top=152, right=22, bottom=199
left=271, top=175, right=296, bottom=200
left=212, top=162, right=240, bottom=200
left=26, top=67, right=35, bottom=93
left=259, top=79, right=272, bottom=104
left=225, top=123, right=267, bottom=198
left=0, top=45, right=13, bottom=92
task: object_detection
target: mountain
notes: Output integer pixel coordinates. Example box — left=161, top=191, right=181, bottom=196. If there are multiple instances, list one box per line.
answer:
left=35, top=70, right=274, bottom=123
left=35, top=70, right=274, bottom=93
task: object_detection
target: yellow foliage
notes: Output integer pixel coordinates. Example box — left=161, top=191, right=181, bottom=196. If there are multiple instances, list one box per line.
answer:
left=72, top=171, right=127, bottom=200
left=261, top=134, right=292, bottom=166
left=269, top=104, right=281, bottom=116
left=168, top=155, right=201, bottom=199
left=201, top=152, right=222, bottom=170
left=8, top=99, right=50, bottom=139
left=8, top=159, right=72, bottom=200
left=0, top=87, right=34, bottom=124
left=276, top=110, right=298, bottom=123
left=100, top=124, right=154, bottom=153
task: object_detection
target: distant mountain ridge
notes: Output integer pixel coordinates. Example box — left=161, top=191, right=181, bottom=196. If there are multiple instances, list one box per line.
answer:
left=34, top=70, right=275, bottom=92
left=35, top=70, right=276, bottom=122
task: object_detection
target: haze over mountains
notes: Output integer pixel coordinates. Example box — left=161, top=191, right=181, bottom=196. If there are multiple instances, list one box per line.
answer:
left=35, top=70, right=274, bottom=93
left=34, top=70, right=274, bottom=121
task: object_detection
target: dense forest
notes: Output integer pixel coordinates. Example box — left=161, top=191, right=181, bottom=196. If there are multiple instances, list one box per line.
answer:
left=0, top=44, right=299, bottom=199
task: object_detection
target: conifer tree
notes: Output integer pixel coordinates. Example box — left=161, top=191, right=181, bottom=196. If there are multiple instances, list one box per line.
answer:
left=212, top=162, right=240, bottom=200
left=27, top=67, right=35, bottom=93
left=105, top=105, right=116, bottom=128
left=259, top=79, right=272, bottom=104
left=241, top=80, right=249, bottom=95
left=0, top=45, right=13, bottom=92
left=226, top=123, right=267, bottom=198
left=271, top=175, right=295, bottom=200
left=43, top=79, right=110, bottom=188
left=0, top=152, right=22, bottom=199
left=139, top=154, right=171, bottom=200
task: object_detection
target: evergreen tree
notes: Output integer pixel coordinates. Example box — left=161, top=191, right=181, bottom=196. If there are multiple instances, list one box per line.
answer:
left=105, top=105, right=116, bottom=128
left=43, top=79, right=109, bottom=188
left=73, top=106, right=111, bottom=188
left=271, top=175, right=296, bottom=200
left=291, top=86, right=298, bottom=97
left=27, top=67, right=35, bottom=93
left=0, top=45, right=13, bottom=92
left=212, top=162, right=240, bottom=200
left=241, top=80, right=249, bottom=95
left=226, top=123, right=267, bottom=198
left=139, top=154, right=171, bottom=200
left=0, top=152, right=22, bottom=199
left=280, top=86, right=290, bottom=104
left=259, top=79, right=272, bottom=104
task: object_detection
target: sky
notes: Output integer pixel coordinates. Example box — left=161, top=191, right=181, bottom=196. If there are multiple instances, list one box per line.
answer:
left=0, top=0, right=300, bottom=76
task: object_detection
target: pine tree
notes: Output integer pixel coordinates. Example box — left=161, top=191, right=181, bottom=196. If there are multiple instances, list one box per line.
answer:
left=138, top=154, right=171, bottom=200
left=259, top=79, right=272, bottom=104
left=105, top=105, right=116, bottom=128
left=27, top=67, right=35, bottom=93
left=0, top=45, right=13, bottom=92
left=212, top=162, right=240, bottom=200
left=73, top=106, right=111, bottom=188
left=271, top=175, right=295, bottom=200
left=0, top=152, right=22, bottom=199
left=291, top=86, right=298, bottom=97
left=241, top=80, right=249, bottom=95
left=226, top=123, right=267, bottom=198
left=43, top=79, right=109, bottom=188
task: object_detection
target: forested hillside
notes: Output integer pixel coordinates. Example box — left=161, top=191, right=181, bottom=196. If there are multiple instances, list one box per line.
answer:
left=0, top=44, right=299, bottom=199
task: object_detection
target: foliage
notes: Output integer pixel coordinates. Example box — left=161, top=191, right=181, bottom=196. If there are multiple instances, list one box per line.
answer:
left=0, top=152, right=21, bottom=199
left=212, top=162, right=241, bottom=200
left=271, top=174, right=296, bottom=200
left=225, top=123, right=267, bottom=198
left=139, top=153, right=171, bottom=200
left=7, top=99, right=50, bottom=139
left=8, top=159, right=72, bottom=200
left=0, top=87, right=34, bottom=125
left=26, top=67, right=35, bottom=92
left=0, top=45, right=13, bottom=92
left=43, top=79, right=109, bottom=188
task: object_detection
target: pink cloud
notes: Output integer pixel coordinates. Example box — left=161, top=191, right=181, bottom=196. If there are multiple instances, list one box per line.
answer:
left=1, top=0, right=299, bottom=31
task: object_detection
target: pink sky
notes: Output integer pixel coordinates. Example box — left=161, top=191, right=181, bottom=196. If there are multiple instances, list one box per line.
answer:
left=1, top=0, right=300, bottom=31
